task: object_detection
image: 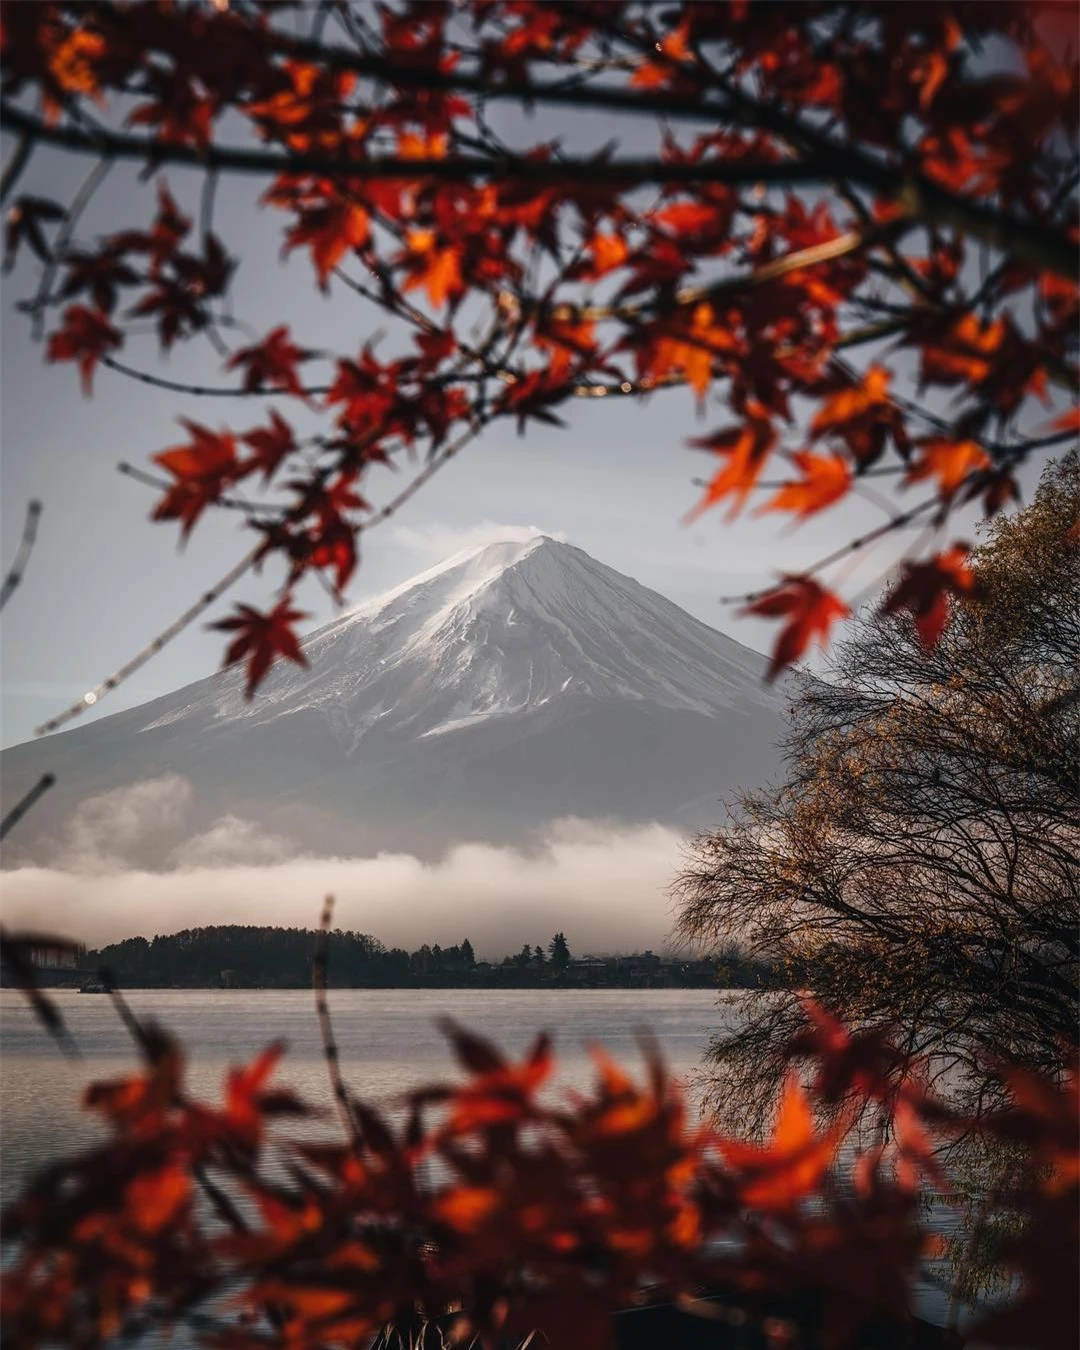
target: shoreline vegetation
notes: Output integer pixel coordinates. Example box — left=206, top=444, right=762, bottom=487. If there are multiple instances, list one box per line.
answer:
left=11, top=924, right=785, bottom=991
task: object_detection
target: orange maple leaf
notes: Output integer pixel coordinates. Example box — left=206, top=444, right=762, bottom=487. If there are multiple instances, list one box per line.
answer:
left=646, top=302, right=737, bottom=405
left=760, top=449, right=852, bottom=519
left=905, top=438, right=990, bottom=497
left=687, top=409, right=777, bottom=520
left=811, top=364, right=892, bottom=437
left=403, top=229, right=464, bottom=309
left=717, top=1074, right=848, bottom=1210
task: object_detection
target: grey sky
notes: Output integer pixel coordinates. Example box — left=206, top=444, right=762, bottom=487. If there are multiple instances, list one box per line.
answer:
left=0, top=94, right=1057, bottom=749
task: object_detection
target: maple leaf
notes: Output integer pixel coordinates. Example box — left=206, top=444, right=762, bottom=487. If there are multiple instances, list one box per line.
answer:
left=47, top=27, right=105, bottom=98
left=401, top=229, right=464, bottom=309
left=905, top=438, right=990, bottom=498
left=225, top=325, right=314, bottom=397
left=742, top=576, right=851, bottom=681
left=152, top=420, right=240, bottom=538
left=241, top=410, right=297, bottom=482
left=533, top=311, right=598, bottom=382
left=584, top=230, right=629, bottom=278
left=223, top=1041, right=287, bottom=1137
left=639, top=302, right=738, bottom=406
left=811, top=365, right=891, bottom=434
left=211, top=597, right=310, bottom=698
left=46, top=304, right=122, bottom=394
left=284, top=201, right=369, bottom=290
left=880, top=545, right=979, bottom=649
left=915, top=312, right=1005, bottom=389
left=760, top=449, right=852, bottom=519
left=127, top=277, right=208, bottom=351
left=717, top=1074, right=848, bottom=1210
left=809, top=364, right=909, bottom=468
left=126, top=1164, right=189, bottom=1235
left=58, top=248, right=141, bottom=313
left=686, top=408, right=777, bottom=520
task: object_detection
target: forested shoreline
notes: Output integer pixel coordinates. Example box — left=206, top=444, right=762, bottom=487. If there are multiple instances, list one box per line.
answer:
left=56, top=924, right=782, bottom=990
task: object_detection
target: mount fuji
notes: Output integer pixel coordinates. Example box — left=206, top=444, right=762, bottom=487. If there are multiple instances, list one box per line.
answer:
left=0, top=535, right=788, bottom=865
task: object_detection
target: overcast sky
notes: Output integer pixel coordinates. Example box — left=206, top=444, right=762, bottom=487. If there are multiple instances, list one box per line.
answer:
left=0, top=89, right=1055, bottom=750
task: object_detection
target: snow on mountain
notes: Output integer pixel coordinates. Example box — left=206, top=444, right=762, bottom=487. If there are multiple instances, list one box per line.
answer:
left=1, top=535, right=788, bottom=864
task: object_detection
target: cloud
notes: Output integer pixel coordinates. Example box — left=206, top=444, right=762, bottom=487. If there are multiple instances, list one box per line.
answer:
left=58, top=774, right=193, bottom=873
left=390, top=521, right=566, bottom=562
left=168, top=815, right=298, bottom=869
left=1, top=819, right=685, bottom=959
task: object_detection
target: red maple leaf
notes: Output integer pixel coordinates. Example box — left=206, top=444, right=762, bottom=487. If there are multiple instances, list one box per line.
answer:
left=152, top=420, right=240, bottom=538
left=241, top=410, right=297, bottom=482
left=225, top=325, right=314, bottom=397
left=283, top=201, right=369, bottom=290
left=742, top=576, right=851, bottom=680
left=46, top=304, right=122, bottom=394
left=880, top=544, right=979, bottom=649
left=211, top=597, right=310, bottom=698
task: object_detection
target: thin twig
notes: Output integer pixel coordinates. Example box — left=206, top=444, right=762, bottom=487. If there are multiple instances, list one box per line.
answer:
left=719, top=497, right=940, bottom=604
left=29, top=154, right=112, bottom=340
left=0, top=130, right=34, bottom=203
left=34, top=541, right=266, bottom=735
left=313, top=895, right=361, bottom=1148
left=0, top=499, right=42, bottom=610
left=0, top=773, right=55, bottom=841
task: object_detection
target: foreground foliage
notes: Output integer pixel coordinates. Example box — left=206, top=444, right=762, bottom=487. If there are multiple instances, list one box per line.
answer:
left=2, top=995, right=1077, bottom=1350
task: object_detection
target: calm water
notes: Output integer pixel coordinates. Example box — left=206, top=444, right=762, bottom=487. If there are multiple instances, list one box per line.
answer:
left=0, top=987, right=729, bottom=1201
left=0, top=987, right=968, bottom=1330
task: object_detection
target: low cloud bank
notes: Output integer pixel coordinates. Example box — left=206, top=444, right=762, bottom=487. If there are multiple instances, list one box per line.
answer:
left=2, top=776, right=686, bottom=956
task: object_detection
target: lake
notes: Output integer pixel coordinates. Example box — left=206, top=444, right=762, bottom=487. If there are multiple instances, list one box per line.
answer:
left=0, top=986, right=968, bottom=1331
left=0, top=986, right=731, bottom=1202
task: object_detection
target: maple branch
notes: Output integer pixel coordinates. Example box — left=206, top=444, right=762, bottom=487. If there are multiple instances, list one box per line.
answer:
left=28, top=152, right=112, bottom=340
left=34, top=541, right=267, bottom=736
left=0, top=772, right=55, bottom=842
left=102, top=354, right=334, bottom=398
left=581, top=218, right=913, bottom=323
left=718, top=497, right=941, bottom=605
left=6, top=95, right=1071, bottom=284
left=0, top=104, right=862, bottom=187
left=0, top=129, right=34, bottom=203
left=117, top=460, right=282, bottom=514
left=314, top=895, right=361, bottom=1149
left=0, top=499, right=42, bottom=610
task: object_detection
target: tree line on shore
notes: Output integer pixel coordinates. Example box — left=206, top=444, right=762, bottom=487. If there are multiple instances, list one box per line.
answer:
left=82, top=924, right=782, bottom=990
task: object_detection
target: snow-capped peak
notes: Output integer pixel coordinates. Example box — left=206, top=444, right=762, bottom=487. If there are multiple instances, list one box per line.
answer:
left=136, top=535, right=780, bottom=742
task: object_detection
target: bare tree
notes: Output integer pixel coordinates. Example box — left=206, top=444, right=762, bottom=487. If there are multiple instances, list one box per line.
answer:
left=676, top=453, right=1079, bottom=1133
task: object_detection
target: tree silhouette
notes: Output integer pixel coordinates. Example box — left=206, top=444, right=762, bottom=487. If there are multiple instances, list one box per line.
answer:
left=677, top=452, right=1080, bottom=1136
left=549, top=932, right=571, bottom=971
